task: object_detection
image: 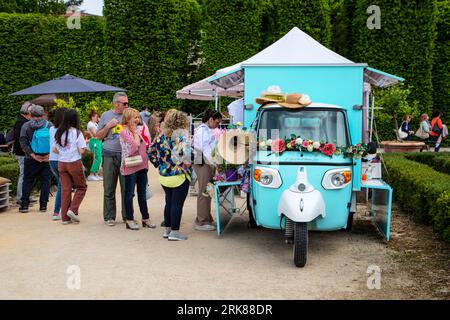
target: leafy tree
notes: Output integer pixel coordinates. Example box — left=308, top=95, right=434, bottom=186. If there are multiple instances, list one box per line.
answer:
left=373, top=85, right=420, bottom=141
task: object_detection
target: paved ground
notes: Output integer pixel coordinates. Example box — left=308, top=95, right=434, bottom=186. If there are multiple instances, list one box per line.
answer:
left=0, top=166, right=447, bottom=299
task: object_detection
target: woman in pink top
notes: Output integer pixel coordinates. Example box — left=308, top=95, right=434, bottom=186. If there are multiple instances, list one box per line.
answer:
left=119, top=108, right=156, bottom=231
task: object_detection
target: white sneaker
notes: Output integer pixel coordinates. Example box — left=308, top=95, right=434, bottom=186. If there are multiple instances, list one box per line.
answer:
left=67, top=210, right=80, bottom=222
left=168, top=231, right=188, bottom=241
left=194, top=224, right=216, bottom=231
left=87, top=175, right=98, bottom=181
left=96, top=176, right=103, bottom=181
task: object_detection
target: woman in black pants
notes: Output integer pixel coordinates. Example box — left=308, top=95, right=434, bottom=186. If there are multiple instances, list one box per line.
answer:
left=148, top=109, right=192, bottom=241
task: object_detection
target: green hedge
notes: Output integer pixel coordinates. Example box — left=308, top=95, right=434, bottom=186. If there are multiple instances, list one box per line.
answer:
left=383, top=153, right=450, bottom=241
left=81, top=150, right=94, bottom=176
left=0, top=155, right=18, bottom=165
left=0, top=163, right=19, bottom=196
left=352, top=1, right=437, bottom=124
left=433, top=0, right=450, bottom=124
left=265, top=0, right=332, bottom=49
left=0, top=13, right=107, bottom=131
left=104, top=0, right=202, bottom=111
left=404, top=152, right=450, bottom=175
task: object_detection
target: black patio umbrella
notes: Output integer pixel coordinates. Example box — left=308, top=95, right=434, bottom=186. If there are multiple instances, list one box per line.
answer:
left=9, top=74, right=126, bottom=96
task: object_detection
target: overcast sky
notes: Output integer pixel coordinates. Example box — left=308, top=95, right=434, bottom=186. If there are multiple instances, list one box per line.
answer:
left=79, top=0, right=104, bottom=16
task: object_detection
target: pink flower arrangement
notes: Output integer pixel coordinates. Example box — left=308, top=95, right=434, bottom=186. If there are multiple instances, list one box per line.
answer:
left=302, top=140, right=309, bottom=148
left=271, top=139, right=286, bottom=154
left=321, top=143, right=336, bottom=157
left=289, top=140, right=296, bottom=148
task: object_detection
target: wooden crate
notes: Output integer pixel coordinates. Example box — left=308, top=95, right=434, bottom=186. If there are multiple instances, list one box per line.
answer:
left=0, top=183, right=11, bottom=213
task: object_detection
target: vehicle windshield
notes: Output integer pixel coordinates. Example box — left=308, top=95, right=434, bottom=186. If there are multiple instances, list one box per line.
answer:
left=258, top=108, right=349, bottom=147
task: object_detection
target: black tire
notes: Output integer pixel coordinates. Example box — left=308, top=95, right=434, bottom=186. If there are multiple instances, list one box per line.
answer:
left=344, top=212, right=354, bottom=232
left=294, top=222, right=308, bottom=268
left=247, top=193, right=257, bottom=228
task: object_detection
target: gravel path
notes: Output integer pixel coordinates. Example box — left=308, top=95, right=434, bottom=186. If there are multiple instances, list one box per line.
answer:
left=0, top=167, right=445, bottom=299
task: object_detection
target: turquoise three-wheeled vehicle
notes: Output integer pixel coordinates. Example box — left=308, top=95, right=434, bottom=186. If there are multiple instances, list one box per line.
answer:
left=206, top=27, right=403, bottom=267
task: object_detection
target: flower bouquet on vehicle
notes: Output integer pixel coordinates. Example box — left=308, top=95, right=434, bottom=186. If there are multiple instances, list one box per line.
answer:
left=258, top=134, right=368, bottom=159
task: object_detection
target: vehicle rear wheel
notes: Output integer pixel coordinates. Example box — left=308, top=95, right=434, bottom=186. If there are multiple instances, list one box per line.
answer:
left=294, top=222, right=308, bottom=268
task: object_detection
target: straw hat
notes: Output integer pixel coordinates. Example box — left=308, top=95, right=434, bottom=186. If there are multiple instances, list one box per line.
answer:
left=255, top=85, right=286, bottom=105
left=279, top=93, right=312, bottom=109
left=217, top=131, right=252, bottom=164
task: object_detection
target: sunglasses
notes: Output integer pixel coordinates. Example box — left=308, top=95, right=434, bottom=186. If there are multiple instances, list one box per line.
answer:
left=120, top=102, right=129, bottom=106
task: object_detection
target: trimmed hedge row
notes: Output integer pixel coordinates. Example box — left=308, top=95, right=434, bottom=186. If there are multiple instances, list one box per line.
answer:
left=383, top=153, right=450, bottom=242
left=0, top=162, right=19, bottom=196
left=404, top=152, right=450, bottom=175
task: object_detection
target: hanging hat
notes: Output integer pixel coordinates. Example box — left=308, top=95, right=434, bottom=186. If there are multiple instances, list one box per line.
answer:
left=279, top=93, right=312, bottom=109
left=217, top=131, right=252, bottom=164
left=255, top=85, right=286, bottom=105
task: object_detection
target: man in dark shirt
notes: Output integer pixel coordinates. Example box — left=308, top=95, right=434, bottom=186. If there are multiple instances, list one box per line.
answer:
left=19, top=104, right=53, bottom=213
left=12, top=102, right=32, bottom=204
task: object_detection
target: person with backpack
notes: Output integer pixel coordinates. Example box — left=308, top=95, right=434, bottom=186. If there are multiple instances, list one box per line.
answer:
left=53, top=109, right=87, bottom=225
left=18, top=104, right=53, bottom=213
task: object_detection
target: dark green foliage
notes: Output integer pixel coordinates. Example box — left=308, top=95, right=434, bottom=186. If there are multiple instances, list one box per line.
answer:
left=104, top=0, right=202, bottom=111
left=0, top=0, right=67, bottom=14
left=329, top=0, right=356, bottom=58
left=0, top=14, right=106, bottom=131
left=433, top=1, right=450, bottom=124
left=263, top=0, right=332, bottom=49
left=0, top=163, right=20, bottom=196
left=383, top=153, right=450, bottom=242
left=404, top=152, right=450, bottom=175
left=0, top=155, right=18, bottom=166
left=200, top=0, right=268, bottom=75
left=81, top=150, right=93, bottom=176
left=352, top=0, right=437, bottom=117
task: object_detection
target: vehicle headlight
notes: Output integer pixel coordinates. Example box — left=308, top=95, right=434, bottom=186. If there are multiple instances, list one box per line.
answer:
left=331, top=173, right=345, bottom=187
left=322, top=168, right=352, bottom=190
left=254, top=167, right=282, bottom=189
left=260, top=173, right=274, bottom=185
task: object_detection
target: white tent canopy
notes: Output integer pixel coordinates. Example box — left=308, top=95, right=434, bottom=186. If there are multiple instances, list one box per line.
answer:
left=242, top=27, right=360, bottom=66
left=176, top=62, right=244, bottom=101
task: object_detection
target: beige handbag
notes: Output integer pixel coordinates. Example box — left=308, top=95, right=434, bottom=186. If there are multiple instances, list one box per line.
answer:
left=124, top=155, right=143, bottom=168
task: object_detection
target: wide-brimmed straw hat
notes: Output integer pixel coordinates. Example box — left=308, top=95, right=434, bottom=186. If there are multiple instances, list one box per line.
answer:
left=279, top=93, right=312, bottom=109
left=255, top=85, right=286, bottom=105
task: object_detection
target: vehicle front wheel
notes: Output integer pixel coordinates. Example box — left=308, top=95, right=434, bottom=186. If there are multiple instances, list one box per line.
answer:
left=294, top=222, right=308, bottom=268
left=247, top=193, right=257, bottom=228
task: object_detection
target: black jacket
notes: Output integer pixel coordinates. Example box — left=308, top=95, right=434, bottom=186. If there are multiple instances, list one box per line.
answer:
left=13, top=115, right=29, bottom=156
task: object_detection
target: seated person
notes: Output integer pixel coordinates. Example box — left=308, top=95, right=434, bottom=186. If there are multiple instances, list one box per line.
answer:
left=399, top=115, right=414, bottom=141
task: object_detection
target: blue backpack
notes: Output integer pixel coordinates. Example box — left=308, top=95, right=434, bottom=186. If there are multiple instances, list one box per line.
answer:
left=31, top=121, right=50, bottom=154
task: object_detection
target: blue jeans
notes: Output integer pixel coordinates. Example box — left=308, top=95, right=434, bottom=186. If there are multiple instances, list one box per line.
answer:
left=162, top=179, right=189, bottom=231
left=49, top=160, right=61, bottom=214
left=124, top=169, right=149, bottom=221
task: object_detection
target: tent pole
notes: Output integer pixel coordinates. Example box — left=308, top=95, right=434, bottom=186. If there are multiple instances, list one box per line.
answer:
left=369, top=94, right=375, bottom=142
left=214, top=92, right=218, bottom=111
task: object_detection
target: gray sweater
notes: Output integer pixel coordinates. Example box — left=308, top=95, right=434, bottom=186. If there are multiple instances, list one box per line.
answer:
left=19, top=119, right=53, bottom=157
